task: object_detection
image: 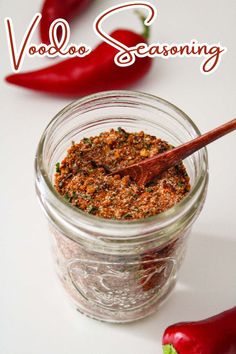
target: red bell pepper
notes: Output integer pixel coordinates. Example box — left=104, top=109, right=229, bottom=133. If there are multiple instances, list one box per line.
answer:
left=162, top=307, right=236, bottom=354
left=40, top=0, right=93, bottom=44
left=5, top=18, right=152, bottom=97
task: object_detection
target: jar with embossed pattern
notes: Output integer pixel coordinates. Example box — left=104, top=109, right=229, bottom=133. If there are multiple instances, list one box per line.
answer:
left=35, top=91, right=208, bottom=323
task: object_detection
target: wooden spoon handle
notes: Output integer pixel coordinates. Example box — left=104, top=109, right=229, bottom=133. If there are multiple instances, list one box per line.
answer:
left=150, top=118, right=236, bottom=177
left=111, top=119, right=236, bottom=185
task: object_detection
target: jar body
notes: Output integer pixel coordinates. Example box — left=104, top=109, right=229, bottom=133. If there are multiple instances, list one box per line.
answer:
left=50, top=224, right=190, bottom=322
left=35, top=91, right=208, bottom=323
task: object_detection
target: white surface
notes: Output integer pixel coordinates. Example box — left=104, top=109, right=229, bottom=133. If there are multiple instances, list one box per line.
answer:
left=1, top=1, right=236, bottom=353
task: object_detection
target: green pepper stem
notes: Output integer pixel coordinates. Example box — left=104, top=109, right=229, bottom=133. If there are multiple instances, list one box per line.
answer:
left=134, top=10, right=151, bottom=41
left=163, top=344, right=179, bottom=354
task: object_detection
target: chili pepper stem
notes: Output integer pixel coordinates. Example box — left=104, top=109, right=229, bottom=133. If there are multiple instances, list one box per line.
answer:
left=134, top=10, right=151, bottom=40
left=163, top=344, right=178, bottom=354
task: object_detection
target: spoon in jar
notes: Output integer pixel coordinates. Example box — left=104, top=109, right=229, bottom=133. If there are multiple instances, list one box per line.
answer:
left=109, top=119, right=236, bottom=185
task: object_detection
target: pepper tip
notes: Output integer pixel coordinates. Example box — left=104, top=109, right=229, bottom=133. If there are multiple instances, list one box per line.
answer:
left=5, top=74, right=14, bottom=84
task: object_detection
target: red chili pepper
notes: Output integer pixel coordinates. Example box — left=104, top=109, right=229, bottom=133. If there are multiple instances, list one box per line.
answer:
left=162, top=307, right=236, bottom=354
left=40, top=0, right=93, bottom=44
left=5, top=17, right=152, bottom=97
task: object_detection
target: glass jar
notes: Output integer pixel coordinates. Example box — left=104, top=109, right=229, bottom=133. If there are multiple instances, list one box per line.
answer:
left=35, top=90, right=208, bottom=323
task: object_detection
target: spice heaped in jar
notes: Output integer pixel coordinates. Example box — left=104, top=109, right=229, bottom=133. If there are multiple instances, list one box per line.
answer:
left=54, top=129, right=191, bottom=220
left=35, top=91, right=208, bottom=323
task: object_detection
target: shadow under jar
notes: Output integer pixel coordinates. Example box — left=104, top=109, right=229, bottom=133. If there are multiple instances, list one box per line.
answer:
left=35, top=90, right=208, bottom=323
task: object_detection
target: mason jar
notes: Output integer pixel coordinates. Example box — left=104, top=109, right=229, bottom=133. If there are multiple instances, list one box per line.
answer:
left=35, top=90, right=208, bottom=323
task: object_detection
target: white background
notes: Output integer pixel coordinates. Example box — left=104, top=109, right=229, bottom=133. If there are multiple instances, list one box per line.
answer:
left=1, top=0, right=236, bottom=353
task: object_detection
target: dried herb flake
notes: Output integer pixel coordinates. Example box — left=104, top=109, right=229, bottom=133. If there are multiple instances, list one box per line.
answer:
left=56, top=162, right=61, bottom=173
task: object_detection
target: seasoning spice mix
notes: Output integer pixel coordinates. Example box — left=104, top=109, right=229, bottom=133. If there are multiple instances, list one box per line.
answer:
left=54, top=128, right=190, bottom=220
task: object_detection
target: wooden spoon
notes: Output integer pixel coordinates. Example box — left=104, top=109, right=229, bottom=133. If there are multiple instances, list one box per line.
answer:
left=110, top=119, right=236, bottom=185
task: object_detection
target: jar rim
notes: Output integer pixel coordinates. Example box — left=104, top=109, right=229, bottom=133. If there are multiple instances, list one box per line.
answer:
left=35, top=90, right=208, bottom=238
